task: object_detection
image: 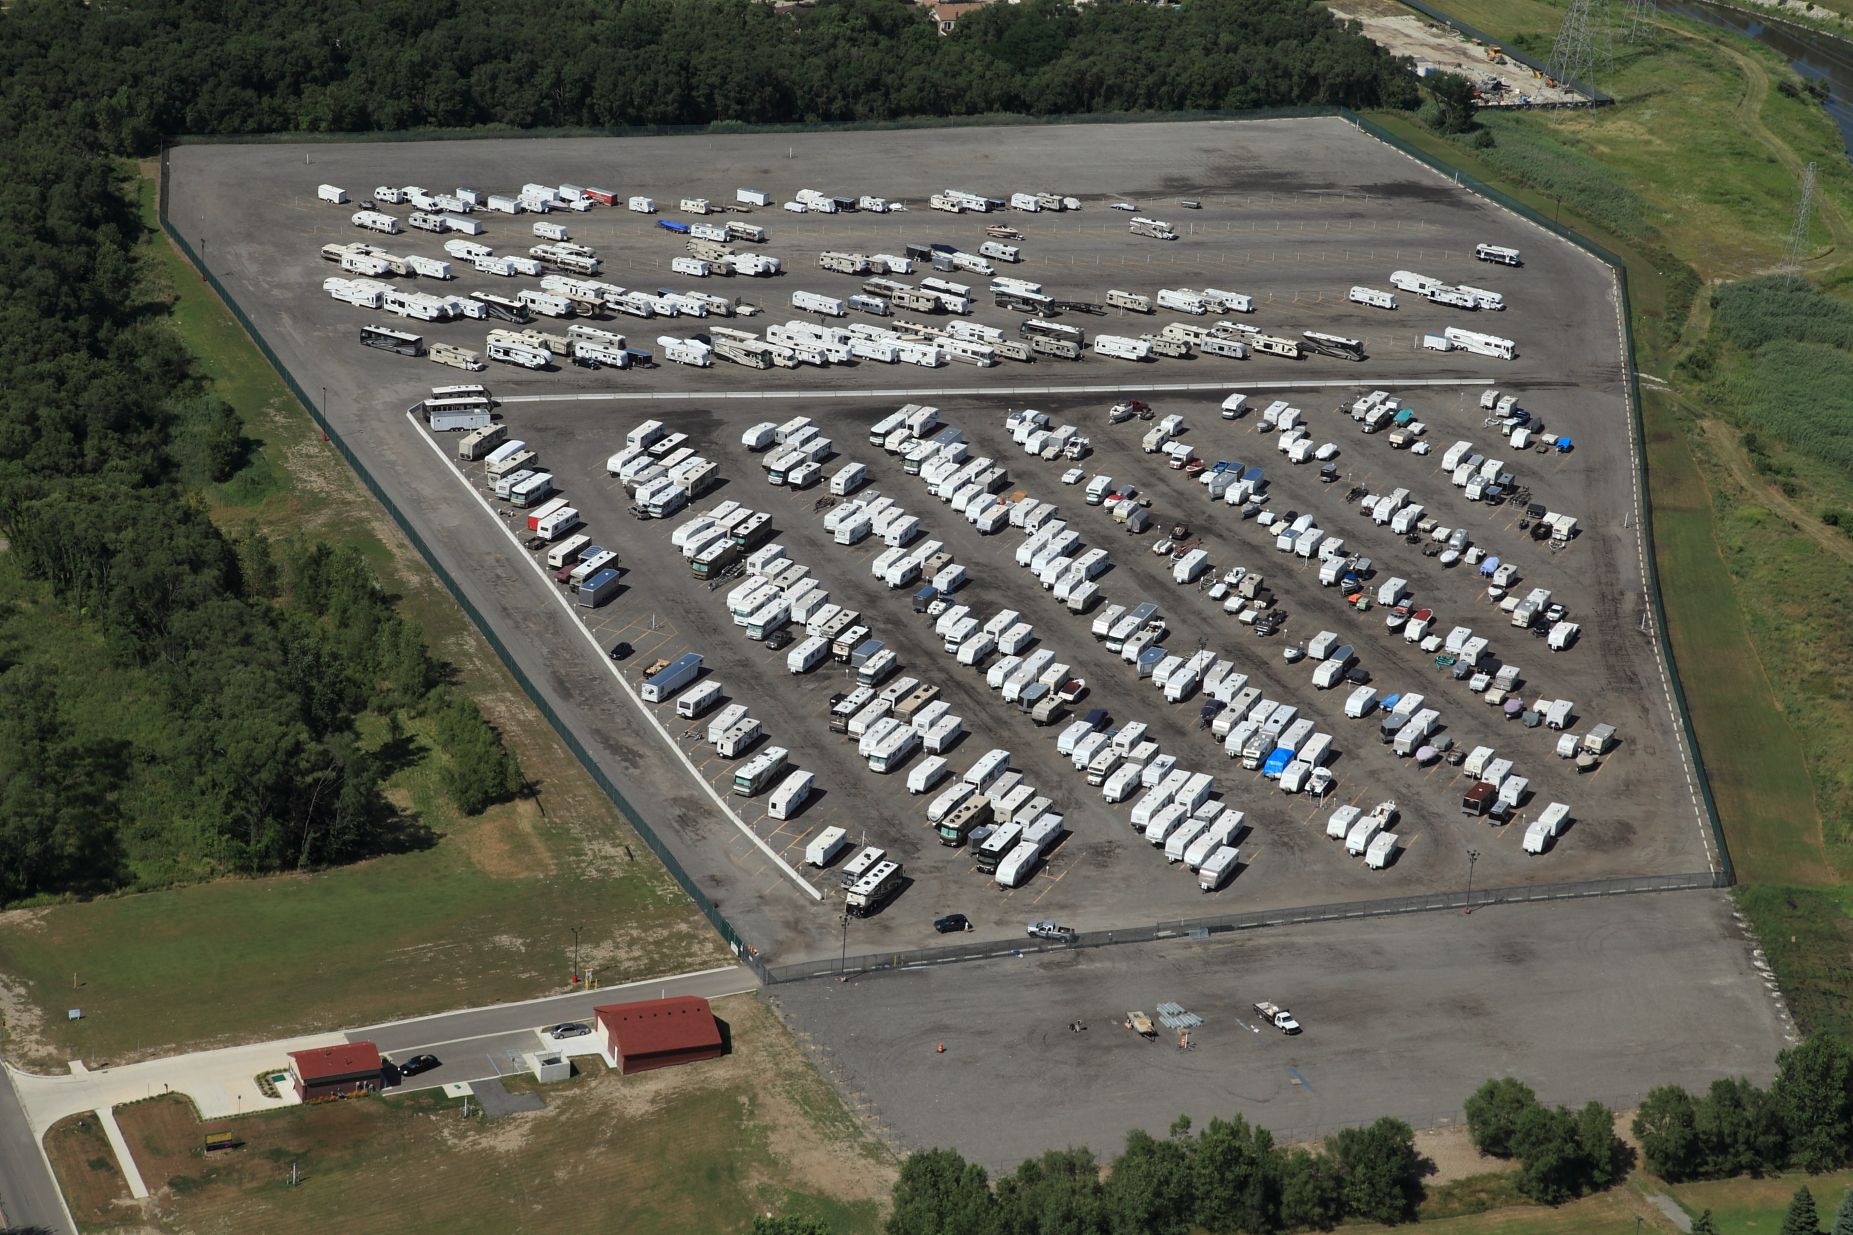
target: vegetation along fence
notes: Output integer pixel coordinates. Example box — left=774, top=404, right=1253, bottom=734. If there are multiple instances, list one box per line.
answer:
left=158, top=105, right=1731, bottom=991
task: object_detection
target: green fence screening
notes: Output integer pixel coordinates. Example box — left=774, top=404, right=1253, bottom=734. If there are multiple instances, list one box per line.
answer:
left=158, top=110, right=1731, bottom=992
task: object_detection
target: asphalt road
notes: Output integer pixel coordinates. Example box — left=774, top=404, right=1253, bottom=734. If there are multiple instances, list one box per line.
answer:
left=0, top=1062, right=74, bottom=1235
left=351, top=964, right=756, bottom=1094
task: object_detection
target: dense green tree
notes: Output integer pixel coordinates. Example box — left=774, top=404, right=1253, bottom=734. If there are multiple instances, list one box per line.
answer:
left=888, top=1148, right=999, bottom=1235
left=1694, top=1078, right=1787, bottom=1179
left=1101, top=1128, right=1194, bottom=1235
left=1278, top=1148, right=1343, bottom=1231
left=1784, top=1185, right=1823, bottom=1235
left=1634, top=1086, right=1704, bottom=1181
left=1423, top=70, right=1480, bottom=133
left=1192, top=1115, right=1282, bottom=1233
left=1510, top=1104, right=1590, bottom=1205
left=993, top=1148, right=1107, bottom=1235
left=1833, top=1184, right=1853, bottom=1235
left=0, top=0, right=1422, bottom=154
left=1465, top=1077, right=1540, bottom=1158
left=1326, top=1118, right=1421, bottom=1225
left=1575, top=1102, right=1623, bottom=1190
left=1774, top=1038, right=1853, bottom=1173
left=1694, top=1209, right=1720, bottom=1235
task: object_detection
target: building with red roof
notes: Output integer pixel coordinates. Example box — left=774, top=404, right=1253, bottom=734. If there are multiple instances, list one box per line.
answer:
left=595, top=997, right=724, bottom=1075
left=286, top=1041, right=383, bottom=1101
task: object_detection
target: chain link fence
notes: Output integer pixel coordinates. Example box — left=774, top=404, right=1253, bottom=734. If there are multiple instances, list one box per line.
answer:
left=157, top=149, right=772, bottom=983
left=763, top=872, right=1717, bottom=982
left=158, top=105, right=1730, bottom=992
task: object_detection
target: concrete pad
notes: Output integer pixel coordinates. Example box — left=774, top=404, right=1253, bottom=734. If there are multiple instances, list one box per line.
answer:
left=97, top=1107, right=148, bottom=1200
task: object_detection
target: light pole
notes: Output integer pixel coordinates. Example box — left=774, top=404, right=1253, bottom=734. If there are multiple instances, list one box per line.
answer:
left=1464, top=848, right=1481, bottom=915
left=570, top=925, right=581, bottom=985
left=838, top=906, right=850, bottom=981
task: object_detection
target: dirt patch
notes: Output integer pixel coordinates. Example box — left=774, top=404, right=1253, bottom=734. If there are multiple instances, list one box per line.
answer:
left=1417, top=1124, right=1519, bottom=1183
left=453, top=798, right=556, bottom=880
left=1697, top=419, right=1853, bottom=567
left=0, top=937, right=55, bottom=1064
left=45, top=1111, right=143, bottom=1230
left=1325, top=2, right=1585, bottom=106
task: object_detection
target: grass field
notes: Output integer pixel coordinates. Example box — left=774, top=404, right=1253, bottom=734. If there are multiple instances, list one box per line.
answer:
left=44, top=1112, right=138, bottom=1231
left=1395, top=0, right=1853, bottom=1032
left=0, top=174, right=728, bottom=1068
left=102, top=995, right=892, bottom=1235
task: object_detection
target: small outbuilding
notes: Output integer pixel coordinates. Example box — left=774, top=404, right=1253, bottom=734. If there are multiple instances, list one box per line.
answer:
left=595, top=997, right=724, bottom=1076
left=286, top=1042, right=382, bottom=1101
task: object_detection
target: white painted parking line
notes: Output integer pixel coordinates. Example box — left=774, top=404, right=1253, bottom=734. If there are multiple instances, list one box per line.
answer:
left=408, top=411, right=823, bottom=903
left=497, top=377, right=1495, bottom=404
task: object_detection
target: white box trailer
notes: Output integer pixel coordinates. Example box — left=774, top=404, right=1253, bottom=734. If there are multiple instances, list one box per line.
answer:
left=964, top=748, right=1011, bottom=793
left=1364, top=832, right=1400, bottom=869
left=1185, top=811, right=1244, bottom=867
left=805, top=826, right=849, bottom=867
left=318, top=184, right=350, bottom=204
left=909, top=754, right=951, bottom=794
left=715, top=718, right=763, bottom=759
left=787, top=636, right=829, bottom=674
left=996, top=815, right=1064, bottom=888
left=706, top=703, right=750, bottom=746
left=1198, top=846, right=1239, bottom=891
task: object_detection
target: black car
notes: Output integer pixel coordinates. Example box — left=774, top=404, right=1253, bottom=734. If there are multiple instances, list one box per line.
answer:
left=548, top=1022, right=591, bottom=1039
left=934, top=913, right=973, bottom=934
left=609, top=641, right=633, bottom=661
left=765, top=628, right=794, bottom=652
left=395, top=1054, right=440, bottom=1078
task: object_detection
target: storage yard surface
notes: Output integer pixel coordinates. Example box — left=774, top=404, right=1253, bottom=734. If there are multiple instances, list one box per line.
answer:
left=168, top=118, right=1713, bottom=967
left=771, top=890, right=1791, bottom=1169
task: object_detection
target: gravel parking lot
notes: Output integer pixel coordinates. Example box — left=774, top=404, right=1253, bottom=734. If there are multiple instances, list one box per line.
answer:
left=166, top=117, right=1715, bottom=968
left=771, top=889, right=1791, bottom=1170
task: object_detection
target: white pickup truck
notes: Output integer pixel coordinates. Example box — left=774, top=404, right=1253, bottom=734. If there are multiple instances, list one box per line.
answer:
left=1254, top=1000, right=1302, bottom=1034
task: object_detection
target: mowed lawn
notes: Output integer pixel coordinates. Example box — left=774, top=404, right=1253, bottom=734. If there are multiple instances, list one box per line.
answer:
left=105, top=996, right=892, bottom=1235
left=0, top=175, right=727, bottom=1067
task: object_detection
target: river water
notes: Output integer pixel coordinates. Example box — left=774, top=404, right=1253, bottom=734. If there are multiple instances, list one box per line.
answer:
left=1662, top=0, right=1853, bottom=156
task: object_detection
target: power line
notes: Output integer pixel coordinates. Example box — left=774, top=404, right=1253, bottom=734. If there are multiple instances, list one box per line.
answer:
left=1548, top=0, right=1612, bottom=92
left=1624, top=0, right=1655, bottom=42
left=1783, top=161, right=1818, bottom=282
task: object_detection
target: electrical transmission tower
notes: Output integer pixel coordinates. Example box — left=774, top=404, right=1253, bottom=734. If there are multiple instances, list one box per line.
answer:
left=1624, top=0, right=1655, bottom=42
left=1783, top=161, right=1819, bottom=282
left=1548, top=0, right=1611, bottom=91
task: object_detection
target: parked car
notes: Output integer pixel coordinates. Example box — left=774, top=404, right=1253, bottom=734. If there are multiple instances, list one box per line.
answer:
left=765, top=628, right=794, bottom=652
left=934, top=913, right=973, bottom=934
left=548, top=1022, right=591, bottom=1039
left=609, top=641, right=633, bottom=661
left=1027, top=920, right=1077, bottom=942
left=395, top=1054, right=441, bottom=1077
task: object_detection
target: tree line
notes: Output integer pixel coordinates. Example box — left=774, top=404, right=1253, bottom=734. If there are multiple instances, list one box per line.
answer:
left=868, top=1114, right=1429, bottom=1234
left=740, top=1033, right=1853, bottom=1233
left=1, top=0, right=1423, bottom=153
left=0, top=87, right=520, bottom=905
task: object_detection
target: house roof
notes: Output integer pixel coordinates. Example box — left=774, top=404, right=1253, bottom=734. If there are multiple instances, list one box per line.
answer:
left=595, top=996, right=722, bottom=1056
left=288, top=1041, right=382, bottom=1082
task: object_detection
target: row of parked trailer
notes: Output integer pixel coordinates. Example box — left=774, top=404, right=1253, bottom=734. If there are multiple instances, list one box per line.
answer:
left=1188, top=392, right=1605, bottom=801
left=457, top=419, right=641, bottom=609
left=901, top=409, right=1326, bottom=875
